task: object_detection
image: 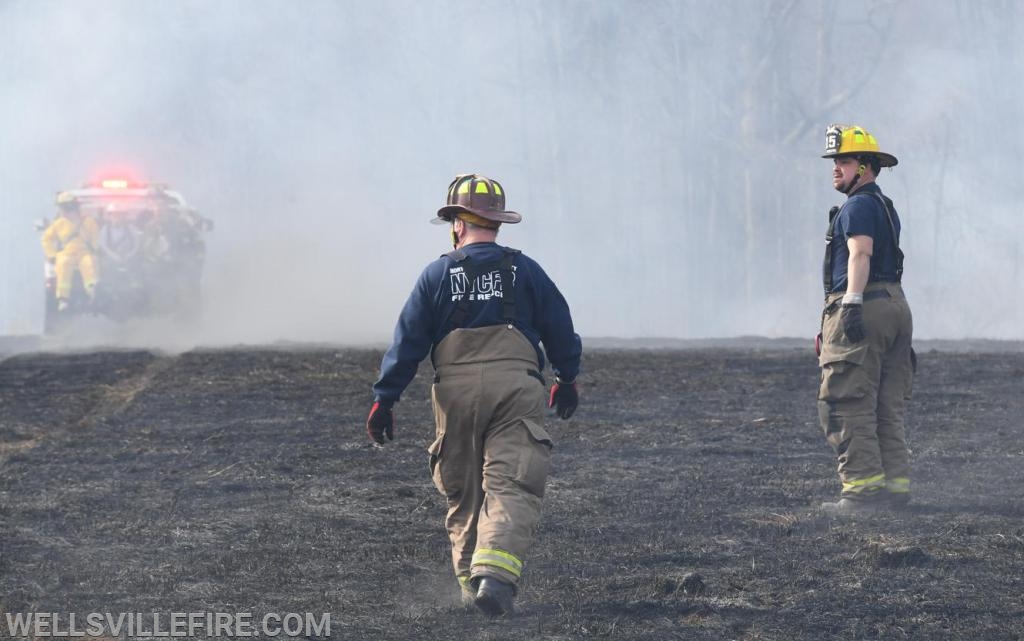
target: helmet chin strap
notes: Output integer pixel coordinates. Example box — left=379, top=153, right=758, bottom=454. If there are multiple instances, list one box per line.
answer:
left=841, top=163, right=867, bottom=195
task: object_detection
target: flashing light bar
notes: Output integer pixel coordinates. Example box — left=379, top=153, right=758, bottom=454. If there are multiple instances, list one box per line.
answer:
left=101, top=179, right=130, bottom=189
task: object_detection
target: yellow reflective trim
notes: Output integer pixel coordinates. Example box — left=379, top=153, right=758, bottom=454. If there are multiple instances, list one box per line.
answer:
left=887, top=477, right=910, bottom=493
left=845, top=473, right=885, bottom=487
left=842, top=473, right=886, bottom=493
left=472, top=548, right=523, bottom=576
left=474, top=181, right=490, bottom=194
left=457, top=575, right=473, bottom=590
left=493, top=183, right=502, bottom=196
left=457, top=180, right=471, bottom=194
left=474, top=548, right=523, bottom=568
left=473, top=558, right=522, bottom=577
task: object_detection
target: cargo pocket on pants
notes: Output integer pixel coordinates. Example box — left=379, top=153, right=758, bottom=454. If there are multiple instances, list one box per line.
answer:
left=818, top=342, right=870, bottom=402
left=515, top=419, right=553, bottom=498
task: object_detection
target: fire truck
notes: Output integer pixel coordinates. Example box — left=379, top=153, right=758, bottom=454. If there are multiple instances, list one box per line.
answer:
left=36, top=178, right=213, bottom=334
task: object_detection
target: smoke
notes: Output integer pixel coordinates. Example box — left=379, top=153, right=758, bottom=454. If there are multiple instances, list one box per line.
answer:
left=1, top=0, right=1022, bottom=346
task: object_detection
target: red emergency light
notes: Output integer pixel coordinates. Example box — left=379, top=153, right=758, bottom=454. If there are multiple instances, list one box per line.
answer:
left=101, top=179, right=130, bottom=189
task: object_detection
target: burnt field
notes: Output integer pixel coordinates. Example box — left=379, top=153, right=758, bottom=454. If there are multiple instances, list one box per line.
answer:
left=1, top=343, right=1023, bottom=641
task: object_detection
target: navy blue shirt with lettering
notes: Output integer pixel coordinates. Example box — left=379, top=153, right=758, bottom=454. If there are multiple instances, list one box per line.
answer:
left=373, top=242, right=582, bottom=403
left=826, top=183, right=902, bottom=293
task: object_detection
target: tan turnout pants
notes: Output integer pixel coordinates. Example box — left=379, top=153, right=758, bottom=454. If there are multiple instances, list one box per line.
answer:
left=429, top=324, right=552, bottom=590
left=818, top=282, right=914, bottom=499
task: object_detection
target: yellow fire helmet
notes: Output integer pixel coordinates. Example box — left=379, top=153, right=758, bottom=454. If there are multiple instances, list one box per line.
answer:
left=55, top=191, right=79, bottom=208
left=822, top=124, right=898, bottom=168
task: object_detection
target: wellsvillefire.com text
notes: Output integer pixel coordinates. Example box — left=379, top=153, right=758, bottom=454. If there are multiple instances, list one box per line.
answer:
left=3, top=612, right=331, bottom=638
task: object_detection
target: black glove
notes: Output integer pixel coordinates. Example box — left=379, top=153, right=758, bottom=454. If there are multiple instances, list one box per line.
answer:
left=548, top=380, right=579, bottom=420
left=366, top=400, right=394, bottom=444
left=840, top=303, right=866, bottom=343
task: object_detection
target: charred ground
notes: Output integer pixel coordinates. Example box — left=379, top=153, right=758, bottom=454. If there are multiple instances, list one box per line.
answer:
left=1, top=344, right=1023, bottom=640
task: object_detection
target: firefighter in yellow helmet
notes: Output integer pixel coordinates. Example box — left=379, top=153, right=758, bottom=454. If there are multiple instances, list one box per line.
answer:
left=41, top=193, right=101, bottom=311
left=817, top=125, right=915, bottom=514
left=367, top=174, right=582, bottom=616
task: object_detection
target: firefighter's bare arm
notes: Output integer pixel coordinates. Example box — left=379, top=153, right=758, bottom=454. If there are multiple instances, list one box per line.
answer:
left=844, top=235, right=873, bottom=298
left=840, top=234, right=874, bottom=342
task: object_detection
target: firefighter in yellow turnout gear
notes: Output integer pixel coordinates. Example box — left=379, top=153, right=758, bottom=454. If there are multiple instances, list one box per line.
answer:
left=817, top=125, right=915, bottom=514
left=367, top=174, right=582, bottom=617
left=41, top=193, right=100, bottom=310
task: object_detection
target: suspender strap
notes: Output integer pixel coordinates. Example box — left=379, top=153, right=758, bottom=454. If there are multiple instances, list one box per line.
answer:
left=869, top=192, right=904, bottom=283
left=822, top=206, right=840, bottom=296
left=446, top=247, right=520, bottom=330
left=498, top=248, right=517, bottom=322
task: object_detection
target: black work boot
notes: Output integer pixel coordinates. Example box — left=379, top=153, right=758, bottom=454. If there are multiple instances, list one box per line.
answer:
left=820, top=495, right=888, bottom=515
left=474, top=576, right=515, bottom=617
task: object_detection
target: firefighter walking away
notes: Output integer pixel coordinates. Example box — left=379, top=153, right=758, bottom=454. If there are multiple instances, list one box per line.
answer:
left=366, top=173, right=582, bottom=616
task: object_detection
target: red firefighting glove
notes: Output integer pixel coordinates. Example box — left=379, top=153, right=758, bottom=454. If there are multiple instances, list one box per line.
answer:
left=840, top=303, right=866, bottom=343
left=366, top=400, right=394, bottom=444
left=548, top=379, right=578, bottom=420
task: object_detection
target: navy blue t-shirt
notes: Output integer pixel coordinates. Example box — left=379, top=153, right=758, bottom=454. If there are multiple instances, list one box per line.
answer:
left=825, top=183, right=902, bottom=293
left=373, top=242, right=582, bottom=403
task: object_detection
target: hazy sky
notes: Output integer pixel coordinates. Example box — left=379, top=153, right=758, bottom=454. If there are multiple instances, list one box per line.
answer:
left=2, top=0, right=1021, bottom=344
